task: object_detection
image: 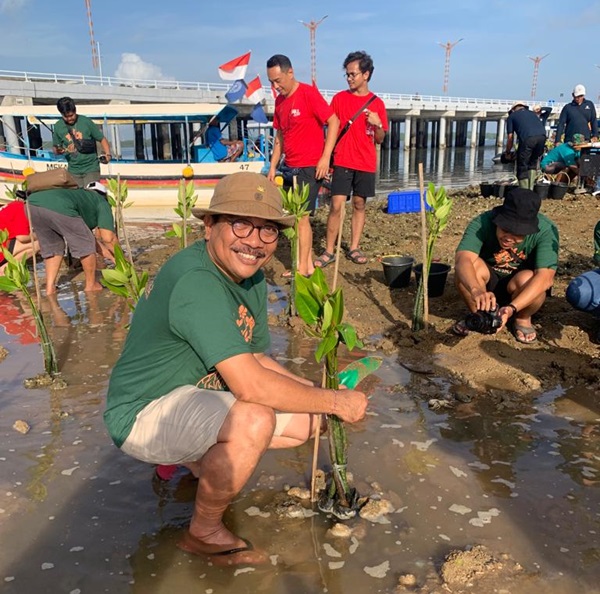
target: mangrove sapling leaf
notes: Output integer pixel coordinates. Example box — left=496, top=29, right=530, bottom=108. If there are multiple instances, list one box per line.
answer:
left=412, top=182, right=453, bottom=332
left=167, top=180, right=198, bottom=249
left=0, top=231, right=59, bottom=376
left=100, top=244, right=148, bottom=311
left=296, top=267, right=365, bottom=514
left=280, top=183, right=310, bottom=316
left=106, top=177, right=134, bottom=265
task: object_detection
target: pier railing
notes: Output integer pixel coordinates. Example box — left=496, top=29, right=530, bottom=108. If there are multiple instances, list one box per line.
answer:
left=0, top=69, right=567, bottom=112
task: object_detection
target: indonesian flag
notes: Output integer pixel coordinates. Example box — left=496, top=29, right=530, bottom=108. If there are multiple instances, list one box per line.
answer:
left=218, top=52, right=251, bottom=81
left=244, top=76, right=264, bottom=104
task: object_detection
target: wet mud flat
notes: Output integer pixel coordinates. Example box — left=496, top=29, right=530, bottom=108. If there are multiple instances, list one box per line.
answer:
left=1, top=278, right=600, bottom=593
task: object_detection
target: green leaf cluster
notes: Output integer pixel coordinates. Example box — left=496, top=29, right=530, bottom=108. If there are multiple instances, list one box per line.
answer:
left=412, top=182, right=453, bottom=331
left=166, top=179, right=198, bottom=249
left=100, top=244, right=148, bottom=311
left=0, top=229, right=58, bottom=375
left=295, top=267, right=362, bottom=361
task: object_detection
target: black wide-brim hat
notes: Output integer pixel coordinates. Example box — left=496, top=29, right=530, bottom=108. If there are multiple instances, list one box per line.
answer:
left=491, top=187, right=541, bottom=236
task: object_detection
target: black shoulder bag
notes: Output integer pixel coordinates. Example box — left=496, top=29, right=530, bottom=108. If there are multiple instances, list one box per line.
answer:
left=68, top=127, right=98, bottom=155
left=330, top=94, right=379, bottom=168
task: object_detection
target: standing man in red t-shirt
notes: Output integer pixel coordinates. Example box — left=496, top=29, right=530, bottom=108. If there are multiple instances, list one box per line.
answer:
left=0, top=199, right=38, bottom=275
left=266, top=54, right=339, bottom=277
left=315, top=51, right=388, bottom=268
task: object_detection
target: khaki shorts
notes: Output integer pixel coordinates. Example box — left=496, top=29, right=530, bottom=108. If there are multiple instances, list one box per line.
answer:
left=121, top=385, right=294, bottom=465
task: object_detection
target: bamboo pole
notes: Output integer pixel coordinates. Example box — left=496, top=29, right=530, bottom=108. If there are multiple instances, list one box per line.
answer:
left=310, top=200, right=346, bottom=502
left=418, top=163, right=429, bottom=325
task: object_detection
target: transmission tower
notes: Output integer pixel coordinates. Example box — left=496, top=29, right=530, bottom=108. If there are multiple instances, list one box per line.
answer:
left=528, top=54, right=549, bottom=99
left=438, top=38, right=463, bottom=95
left=299, top=15, right=328, bottom=86
left=84, top=0, right=99, bottom=72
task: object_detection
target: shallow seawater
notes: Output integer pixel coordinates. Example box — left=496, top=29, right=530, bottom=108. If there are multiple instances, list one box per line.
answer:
left=1, top=283, right=600, bottom=594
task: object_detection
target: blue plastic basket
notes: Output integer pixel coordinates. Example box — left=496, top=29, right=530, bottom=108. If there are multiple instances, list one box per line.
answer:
left=387, top=190, right=431, bottom=214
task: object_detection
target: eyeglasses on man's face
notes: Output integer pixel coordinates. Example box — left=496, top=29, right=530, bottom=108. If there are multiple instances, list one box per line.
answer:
left=344, top=71, right=363, bottom=79
left=224, top=218, right=280, bottom=243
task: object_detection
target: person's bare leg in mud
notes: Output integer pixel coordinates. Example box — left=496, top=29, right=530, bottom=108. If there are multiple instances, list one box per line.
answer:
left=80, top=253, right=103, bottom=292
left=44, top=254, right=64, bottom=295
left=505, top=270, right=545, bottom=343
left=179, top=405, right=317, bottom=563
left=179, top=401, right=277, bottom=563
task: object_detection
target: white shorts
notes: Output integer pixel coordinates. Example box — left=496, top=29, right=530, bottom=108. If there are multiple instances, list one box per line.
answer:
left=120, top=385, right=294, bottom=465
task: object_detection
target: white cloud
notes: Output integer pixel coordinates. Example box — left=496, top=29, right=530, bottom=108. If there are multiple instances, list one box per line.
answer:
left=114, top=53, right=173, bottom=81
left=0, top=0, right=28, bottom=13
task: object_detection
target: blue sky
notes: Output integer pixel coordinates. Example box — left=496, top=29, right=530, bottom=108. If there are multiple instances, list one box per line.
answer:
left=1, top=0, right=600, bottom=103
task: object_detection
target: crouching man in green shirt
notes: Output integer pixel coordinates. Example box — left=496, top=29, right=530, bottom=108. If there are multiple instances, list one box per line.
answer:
left=104, top=172, right=368, bottom=565
left=453, top=187, right=559, bottom=343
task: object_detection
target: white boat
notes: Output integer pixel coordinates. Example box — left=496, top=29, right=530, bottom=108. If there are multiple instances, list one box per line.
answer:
left=0, top=103, right=271, bottom=218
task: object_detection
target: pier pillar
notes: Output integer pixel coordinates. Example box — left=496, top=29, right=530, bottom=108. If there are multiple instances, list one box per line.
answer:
left=403, top=117, right=412, bottom=150
left=430, top=120, right=438, bottom=148
left=496, top=118, right=506, bottom=148
left=439, top=117, right=447, bottom=149
left=390, top=120, right=400, bottom=149
left=446, top=120, right=454, bottom=148
left=478, top=120, right=487, bottom=147
left=456, top=121, right=467, bottom=147
left=470, top=118, right=478, bottom=148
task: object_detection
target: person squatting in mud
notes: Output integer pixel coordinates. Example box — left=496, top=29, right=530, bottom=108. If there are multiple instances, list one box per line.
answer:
left=104, top=172, right=367, bottom=566
left=453, top=187, right=559, bottom=344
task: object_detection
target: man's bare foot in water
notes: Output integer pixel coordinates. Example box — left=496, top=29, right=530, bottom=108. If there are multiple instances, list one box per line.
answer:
left=177, top=524, right=269, bottom=566
left=84, top=281, right=103, bottom=292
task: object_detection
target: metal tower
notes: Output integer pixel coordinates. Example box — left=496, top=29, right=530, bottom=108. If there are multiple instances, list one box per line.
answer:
left=528, top=54, right=549, bottom=99
left=299, top=15, right=328, bottom=86
left=84, top=0, right=99, bottom=72
left=438, top=38, right=463, bottom=95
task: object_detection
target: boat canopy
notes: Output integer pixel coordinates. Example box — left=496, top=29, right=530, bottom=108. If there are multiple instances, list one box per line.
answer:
left=0, top=103, right=239, bottom=126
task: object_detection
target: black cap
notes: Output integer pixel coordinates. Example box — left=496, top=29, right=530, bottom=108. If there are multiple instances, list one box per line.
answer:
left=491, top=187, right=541, bottom=236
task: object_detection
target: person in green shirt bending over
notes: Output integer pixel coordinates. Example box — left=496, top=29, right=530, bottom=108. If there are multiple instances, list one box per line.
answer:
left=104, top=172, right=367, bottom=566
left=27, top=182, right=118, bottom=295
left=52, top=97, right=112, bottom=188
left=453, top=188, right=559, bottom=343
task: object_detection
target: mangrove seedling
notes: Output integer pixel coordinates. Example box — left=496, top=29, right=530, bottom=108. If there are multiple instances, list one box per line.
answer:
left=412, top=182, right=453, bottom=332
left=165, top=179, right=198, bottom=249
left=106, top=176, right=134, bottom=265
left=100, top=244, right=148, bottom=312
left=281, top=182, right=310, bottom=316
left=295, top=266, right=363, bottom=518
left=0, top=230, right=59, bottom=377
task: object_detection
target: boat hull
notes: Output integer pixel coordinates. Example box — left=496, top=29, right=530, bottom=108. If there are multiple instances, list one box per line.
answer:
left=0, top=151, right=267, bottom=219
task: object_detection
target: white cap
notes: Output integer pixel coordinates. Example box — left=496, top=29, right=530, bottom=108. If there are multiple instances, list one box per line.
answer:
left=85, top=181, right=107, bottom=195
left=573, top=84, right=586, bottom=96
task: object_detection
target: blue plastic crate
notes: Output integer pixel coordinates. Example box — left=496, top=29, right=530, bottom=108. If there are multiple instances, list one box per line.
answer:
left=387, top=190, right=431, bottom=214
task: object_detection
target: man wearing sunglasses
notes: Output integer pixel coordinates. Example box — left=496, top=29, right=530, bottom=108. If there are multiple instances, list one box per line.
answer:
left=315, top=51, right=387, bottom=268
left=105, top=172, right=367, bottom=565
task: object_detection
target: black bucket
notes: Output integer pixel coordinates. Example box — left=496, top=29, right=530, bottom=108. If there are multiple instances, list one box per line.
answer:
left=414, top=263, right=451, bottom=298
left=549, top=182, right=568, bottom=199
left=534, top=183, right=550, bottom=199
left=381, top=255, right=414, bottom=288
left=492, top=183, right=507, bottom=198
left=480, top=182, right=493, bottom=198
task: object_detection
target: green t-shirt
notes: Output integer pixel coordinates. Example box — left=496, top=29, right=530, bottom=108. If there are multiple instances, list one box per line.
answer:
left=457, top=210, right=559, bottom=276
left=52, top=114, right=104, bottom=175
left=27, top=189, right=114, bottom=231
left=104, top=240, right=271, bottom=447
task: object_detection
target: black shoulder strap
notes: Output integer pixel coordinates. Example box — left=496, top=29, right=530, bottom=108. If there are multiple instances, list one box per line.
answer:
left=334, top=94, right=379, bottom=149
